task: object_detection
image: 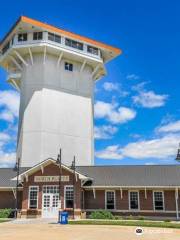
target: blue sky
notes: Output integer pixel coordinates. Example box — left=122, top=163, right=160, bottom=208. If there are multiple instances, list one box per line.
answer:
left=0, top=0, right=180, bottom=166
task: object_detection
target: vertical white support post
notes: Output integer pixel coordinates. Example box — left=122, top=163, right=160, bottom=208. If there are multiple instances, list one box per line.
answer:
left=175, top=188, right=179, bottom=220
left=43, top=46, right=47, bottom=64
left=93, top=188, right=96, bottom=199
left=145, top=188, right=147, bottom=199
left=120, top=188, right=123, bottom=199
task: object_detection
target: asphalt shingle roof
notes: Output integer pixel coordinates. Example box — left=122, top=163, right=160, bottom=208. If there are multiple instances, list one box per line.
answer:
left=0, top=167, right=29, bottom=188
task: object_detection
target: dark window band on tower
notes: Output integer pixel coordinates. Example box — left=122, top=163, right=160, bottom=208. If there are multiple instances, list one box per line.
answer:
left=33, top=32, right=43, bottom=40
left=18, top=33, right=27, bottom=42
left=65, top=38, right=83, bottom=51
left=87, top=45, right=99, bottom=55
left=48, top=32, right=61, bottom=43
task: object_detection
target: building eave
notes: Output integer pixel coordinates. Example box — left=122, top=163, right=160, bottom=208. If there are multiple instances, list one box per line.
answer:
left=0, top=16, right=122, bottom=60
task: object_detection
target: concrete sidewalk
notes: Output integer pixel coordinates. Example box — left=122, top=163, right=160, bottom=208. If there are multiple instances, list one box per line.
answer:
left=0, top=221, right=180, bottom=240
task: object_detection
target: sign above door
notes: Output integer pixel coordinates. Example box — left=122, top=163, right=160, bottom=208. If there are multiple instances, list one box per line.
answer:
left=34, top=175, right=69, bottom=182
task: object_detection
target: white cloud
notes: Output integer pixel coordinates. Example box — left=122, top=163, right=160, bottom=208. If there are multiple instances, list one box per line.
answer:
left=0, top=111, right=14, bottom=123
left=0, top=132, right=16, bottom=167
left=95, top=133, right=180, bottom=160
left=102, top=82, right=129, bottom=97
left=0, top=90, right=19, bottom=167
left=157, top=120, right=180, bottom=133
left=94, top=125, right=118, bottom=139
left=126, top=74, right=139, bottom=80
left=0, top=90, right=20, bottom=122
left=0, top=151, right=16, bottom=167
left=103, top=82, right=119, bottom=91
left=133, top=90, right=168, bottom=108
left=0, top=133, right=10, bottom=147
left=94, top=101, right=136, bottom=124
left=96, top=145, right=123, bottom=159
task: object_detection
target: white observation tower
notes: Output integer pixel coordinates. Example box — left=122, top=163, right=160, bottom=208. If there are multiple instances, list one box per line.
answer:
left=0, top=16, right=121, bottom=167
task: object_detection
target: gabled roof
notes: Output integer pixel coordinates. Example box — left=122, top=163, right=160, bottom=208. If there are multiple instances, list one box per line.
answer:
left=12, top=158, right=90, bottom=182
left=0, top=16, right=121, bottom=57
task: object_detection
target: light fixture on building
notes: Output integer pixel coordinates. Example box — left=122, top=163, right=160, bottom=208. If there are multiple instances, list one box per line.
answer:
left=176, top=143, right=180, bottom=161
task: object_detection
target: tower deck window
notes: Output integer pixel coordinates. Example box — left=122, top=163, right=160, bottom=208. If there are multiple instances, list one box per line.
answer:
left=33, top=32, right=43, bottom=40
left=87, top=45, right=99, bottom=55
left=65, top=38, right=83, bottom=51
left=18, top=33, right=27, bottom=42
left=48, top=32, right=61, bottom=43
left=65, top=62, right=73, bottom=71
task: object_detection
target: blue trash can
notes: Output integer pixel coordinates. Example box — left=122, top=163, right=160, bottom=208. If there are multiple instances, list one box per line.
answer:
left=60, top=211, right=68, bottom=224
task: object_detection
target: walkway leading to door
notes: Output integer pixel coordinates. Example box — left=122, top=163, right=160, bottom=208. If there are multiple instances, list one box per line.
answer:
left=9, top=218, right=58, bottom=224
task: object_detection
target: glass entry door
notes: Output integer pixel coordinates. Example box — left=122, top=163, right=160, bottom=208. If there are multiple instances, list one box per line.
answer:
left=42, top=186, right=59, bottom=218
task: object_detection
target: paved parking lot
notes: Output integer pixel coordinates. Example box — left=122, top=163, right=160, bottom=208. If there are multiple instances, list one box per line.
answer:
left=0, top=220, right=180, bottom=240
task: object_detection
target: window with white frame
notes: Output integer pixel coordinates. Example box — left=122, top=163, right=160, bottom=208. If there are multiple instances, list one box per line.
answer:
left=29, top=186, right=38, bottom=209
left=65, top=38, right=83, bottom=50
left=154, top=191, right=164, bottom=211
left=87, top=45, right=99, bottom=55
left=65, top=186, right=74, bottom=208
left=48, top=32, right=61, bottom=43
left=18, top=33, right=27, bottom=42
left=129, top=191, right=139, bottom=210
left=106, top=191, right=115, bottom=209
left=65, top=62, right=73, bottom=71
left=33, top=32, right=43, bottom=40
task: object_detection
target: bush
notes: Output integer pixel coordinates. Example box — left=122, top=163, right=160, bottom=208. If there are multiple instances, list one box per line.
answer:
left=90, top=210, right=114, bottom=219
left=114, top=216, right=123, bottom=220
left=0, top=208, right=12, bottom=218
left=138, top=216, right=145, bottom=220
left=126, top=215, right=134, bottom=220
left=164, top=219, right=171, bottom=222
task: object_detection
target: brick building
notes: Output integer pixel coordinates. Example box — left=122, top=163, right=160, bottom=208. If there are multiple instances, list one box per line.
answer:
left=0, top=158, right=180, bottom=219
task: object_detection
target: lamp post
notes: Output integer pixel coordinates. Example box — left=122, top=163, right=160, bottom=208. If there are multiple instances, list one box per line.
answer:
left=56, top=149, right=62, bottom=222
left=176, top=143, right=180, bottom=161
left=13, top=157, right=20, bottom=219
left=71, top=156, right=76, bottom=220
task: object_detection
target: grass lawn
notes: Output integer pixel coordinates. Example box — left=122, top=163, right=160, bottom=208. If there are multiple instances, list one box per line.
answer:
left=69, top=219, right=180, bottom=229
left=0, top=219, right=10, bottom=223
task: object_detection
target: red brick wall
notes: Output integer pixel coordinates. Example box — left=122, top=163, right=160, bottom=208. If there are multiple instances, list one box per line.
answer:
left=22, top=163, right=82, bottom=211
left=116, top=190, right=129, bottom=210
left=139, top=190, right=153, bottom=210
left=84, top=189, right=178, bottom=215
left=0, top=190, right=22, bottom=209
left=84, top=190, right=105, bottom=209
left=164, top=190, right=176, bottom=211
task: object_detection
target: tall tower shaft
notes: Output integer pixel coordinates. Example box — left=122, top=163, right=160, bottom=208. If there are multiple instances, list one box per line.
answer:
left=0, top=16, right=121, bottom=167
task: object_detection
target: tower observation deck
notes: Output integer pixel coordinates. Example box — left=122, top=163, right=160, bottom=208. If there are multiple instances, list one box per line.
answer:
left=0, top=16, right=121, bottom=167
